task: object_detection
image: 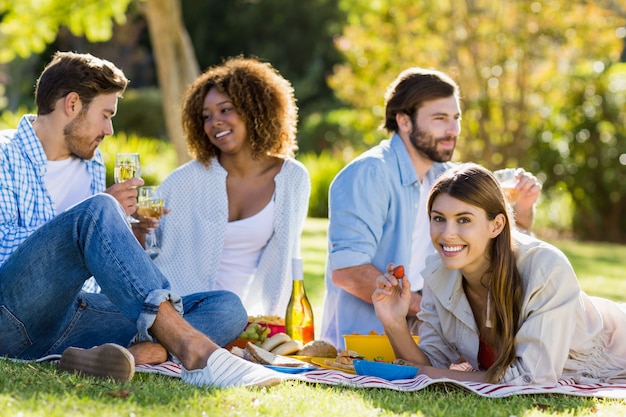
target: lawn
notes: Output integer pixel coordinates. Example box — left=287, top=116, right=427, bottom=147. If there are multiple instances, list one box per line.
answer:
left=1, top=217, right=625, bottom=417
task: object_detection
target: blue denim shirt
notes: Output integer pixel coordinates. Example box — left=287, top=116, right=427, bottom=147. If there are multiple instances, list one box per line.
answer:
left=320, top=133, right=450, bottom=348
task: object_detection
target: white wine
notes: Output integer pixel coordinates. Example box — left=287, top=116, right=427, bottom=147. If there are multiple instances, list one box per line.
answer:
left=285, top=258, right=314, bottom=344
left=137, top=199, right=164, bottom=220
left=502, top=186, right=519, bottom=204
left=114, top=165, right=137, bottom=183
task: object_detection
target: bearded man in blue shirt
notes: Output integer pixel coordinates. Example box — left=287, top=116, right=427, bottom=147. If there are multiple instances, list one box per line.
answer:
left=321, top=67, right=542, bottom=349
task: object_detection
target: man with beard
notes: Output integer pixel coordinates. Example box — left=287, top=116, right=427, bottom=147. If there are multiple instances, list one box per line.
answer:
left=0, top=51, right=288, bottom=387
left=320, top=67, right=541, bottom=348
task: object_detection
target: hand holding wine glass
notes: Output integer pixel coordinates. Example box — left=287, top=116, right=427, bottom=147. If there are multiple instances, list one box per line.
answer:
left=114, top=153, right=141, bottom=223
left=136, top=186, right=164, bottom=258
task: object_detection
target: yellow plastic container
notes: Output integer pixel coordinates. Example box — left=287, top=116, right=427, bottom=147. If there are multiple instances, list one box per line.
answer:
left=343, top=334, right=419, bottom=362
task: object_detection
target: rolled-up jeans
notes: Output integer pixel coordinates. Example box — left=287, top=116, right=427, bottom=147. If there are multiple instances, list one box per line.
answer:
left=0, top=193, right=247, bottom=359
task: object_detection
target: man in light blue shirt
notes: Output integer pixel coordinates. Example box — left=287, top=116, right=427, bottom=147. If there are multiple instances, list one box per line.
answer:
left=321, top=68, right=541, bottom=349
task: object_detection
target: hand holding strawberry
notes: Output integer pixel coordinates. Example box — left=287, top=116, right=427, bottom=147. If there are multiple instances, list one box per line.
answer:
left=392, top=265, right=404, bottom=279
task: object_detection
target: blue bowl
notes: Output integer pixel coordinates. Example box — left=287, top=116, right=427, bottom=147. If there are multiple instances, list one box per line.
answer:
left=353, top=360, right=418, bottom=381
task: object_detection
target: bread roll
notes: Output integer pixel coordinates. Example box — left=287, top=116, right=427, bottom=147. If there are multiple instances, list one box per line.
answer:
left=271, top=340, right=302, bottom=356
left=297, top=340, right=338, bottom=358
left=260, top=332, right=291, bottom=351
left=245, top=343, right=308, bottom=367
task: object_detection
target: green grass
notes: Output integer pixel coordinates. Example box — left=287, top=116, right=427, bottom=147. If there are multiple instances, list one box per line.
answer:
left=1, top=217, right=625, bottom=417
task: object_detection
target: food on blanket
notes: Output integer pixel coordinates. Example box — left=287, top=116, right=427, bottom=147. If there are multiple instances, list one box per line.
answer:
left=229, top=346, right=251, bottom=361
left=271, top=340, right=302, bottom=356
left=247, top=315, right=286, bottom=337
left=297, top=340, right=338, bottom=358
left=260, top=332, right=292, bottom=351
left=258, top=332, right=302, bottom=355
left=248, top=315, right=285, bottom=325
left=392, top=358, right=419, bottom=367
left=245, top=342, right=310, bottom=367
left=392, top=265, right=404, bottom=278
left=239, top=322, right=271, bottom=346
left=323, top=350, right=365, bottom=372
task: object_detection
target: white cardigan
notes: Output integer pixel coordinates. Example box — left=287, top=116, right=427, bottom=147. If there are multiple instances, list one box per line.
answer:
left=154, top=157, right=310, bottom=316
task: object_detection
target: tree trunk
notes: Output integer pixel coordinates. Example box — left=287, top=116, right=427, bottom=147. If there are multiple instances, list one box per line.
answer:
left=140, top=0, right=199, bottom=165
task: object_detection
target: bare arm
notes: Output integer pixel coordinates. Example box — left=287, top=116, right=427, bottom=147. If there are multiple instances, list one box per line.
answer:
left=372, top=265, right=430, bottom=365
left=333, top=264, right=422, bottom=315
left=512, top=170, right=542, bottom=232
left=418, top=366, right=488, bottom=382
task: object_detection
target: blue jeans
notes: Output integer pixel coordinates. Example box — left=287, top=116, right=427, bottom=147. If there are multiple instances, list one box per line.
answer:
left=0, top=194, right=247, bottom=359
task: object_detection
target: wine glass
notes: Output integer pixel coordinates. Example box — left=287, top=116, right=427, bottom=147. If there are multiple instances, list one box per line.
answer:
left=136, top=186, right=164, bottom=258
left=493, top=168, right=519, bottom=204
left=114, top=152, right=141, bottom=224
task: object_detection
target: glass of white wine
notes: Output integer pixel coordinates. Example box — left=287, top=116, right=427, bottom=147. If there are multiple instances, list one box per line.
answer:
left=114, top=152, right=141, bottom=224
left=493, top=168, right=519, bottom=204
left=137, top=186, right=164, bottom=258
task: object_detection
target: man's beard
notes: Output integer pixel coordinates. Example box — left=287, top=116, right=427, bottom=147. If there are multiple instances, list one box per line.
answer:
left=63, top=112, right=99, bottom=160
left=408, top=124, right=456, bottom=163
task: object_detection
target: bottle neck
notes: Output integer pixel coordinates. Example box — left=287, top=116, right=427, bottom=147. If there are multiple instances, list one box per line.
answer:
left=291, top=279, right=305, bottom=294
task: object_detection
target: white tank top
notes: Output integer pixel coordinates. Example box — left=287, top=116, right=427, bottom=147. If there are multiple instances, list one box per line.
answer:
left=409, top=175, right=436, bottom=292
left=213, top=198, right=275, bottom=301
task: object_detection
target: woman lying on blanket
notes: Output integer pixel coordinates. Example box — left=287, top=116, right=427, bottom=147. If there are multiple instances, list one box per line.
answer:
left=373, top=163, right=626, bottom=386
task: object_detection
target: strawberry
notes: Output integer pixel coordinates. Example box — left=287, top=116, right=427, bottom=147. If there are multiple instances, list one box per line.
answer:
left=392, top=265, right=404, bottom=278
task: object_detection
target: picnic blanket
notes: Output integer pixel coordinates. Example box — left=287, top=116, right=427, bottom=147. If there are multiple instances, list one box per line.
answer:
left=6, top=356, right=625, bottom=398
left=135, top=361, right=626, bottom=399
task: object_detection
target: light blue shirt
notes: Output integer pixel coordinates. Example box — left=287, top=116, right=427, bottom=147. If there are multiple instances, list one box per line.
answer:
left=320, top=133, right=450, bottom=348
left=0, top=115, right=105, bottom=290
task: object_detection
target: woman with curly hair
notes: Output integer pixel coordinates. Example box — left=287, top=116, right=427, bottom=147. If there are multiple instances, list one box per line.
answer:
left=373, top=163, right=626, bottom=385
left=152, top=56, right=310, bottom=317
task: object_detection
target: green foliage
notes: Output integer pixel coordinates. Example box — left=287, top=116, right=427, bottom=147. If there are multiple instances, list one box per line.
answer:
left=0, top=107, right=29, bottom=129
left=532, top=183, right=575, bottom=239
left=298, top=108, right=382, bottom=154
left=0, top=0, right=132, bottom=62
left=181, top=0, right=347, bottom=154
left=115, top=88, right=167, bottom=140
left=329, top=0, right=626, bottom=241
left=99, top=133, right=178, bottom=187
left=541, top=63, right=626, bottom=242
left=298, top=150, right=347, bottom=218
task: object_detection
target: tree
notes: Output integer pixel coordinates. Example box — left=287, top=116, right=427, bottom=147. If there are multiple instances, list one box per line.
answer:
left=180, top=0, right=347, bottom=154
left=0, top=0, right=197, bottom=165
left=138, top=0, right=198, bottom=164
left=543, top=63, right=626, bottom=242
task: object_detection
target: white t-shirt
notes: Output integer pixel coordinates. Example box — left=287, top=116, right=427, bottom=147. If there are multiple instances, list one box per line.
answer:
left=213, top=198, right=275, bottom=306
left=45, top=157, right=92, bottom=213
left=409, top=175, right=436, bottom=291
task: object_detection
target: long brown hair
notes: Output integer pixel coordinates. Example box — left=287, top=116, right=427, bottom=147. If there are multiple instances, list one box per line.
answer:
left=427, top=163, right=523, bottom=382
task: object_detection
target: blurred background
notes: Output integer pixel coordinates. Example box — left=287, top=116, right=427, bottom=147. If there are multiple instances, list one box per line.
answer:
left=1, top=0, right=625, bottom=242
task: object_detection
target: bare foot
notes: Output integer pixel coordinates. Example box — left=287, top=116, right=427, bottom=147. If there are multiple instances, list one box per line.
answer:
left=127, top=342, right=168, bottom=365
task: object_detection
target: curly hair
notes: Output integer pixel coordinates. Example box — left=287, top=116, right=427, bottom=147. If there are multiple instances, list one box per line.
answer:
left=427, top=163, right=523, bottom=383
left=181, top=56, right=299, bottom=165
